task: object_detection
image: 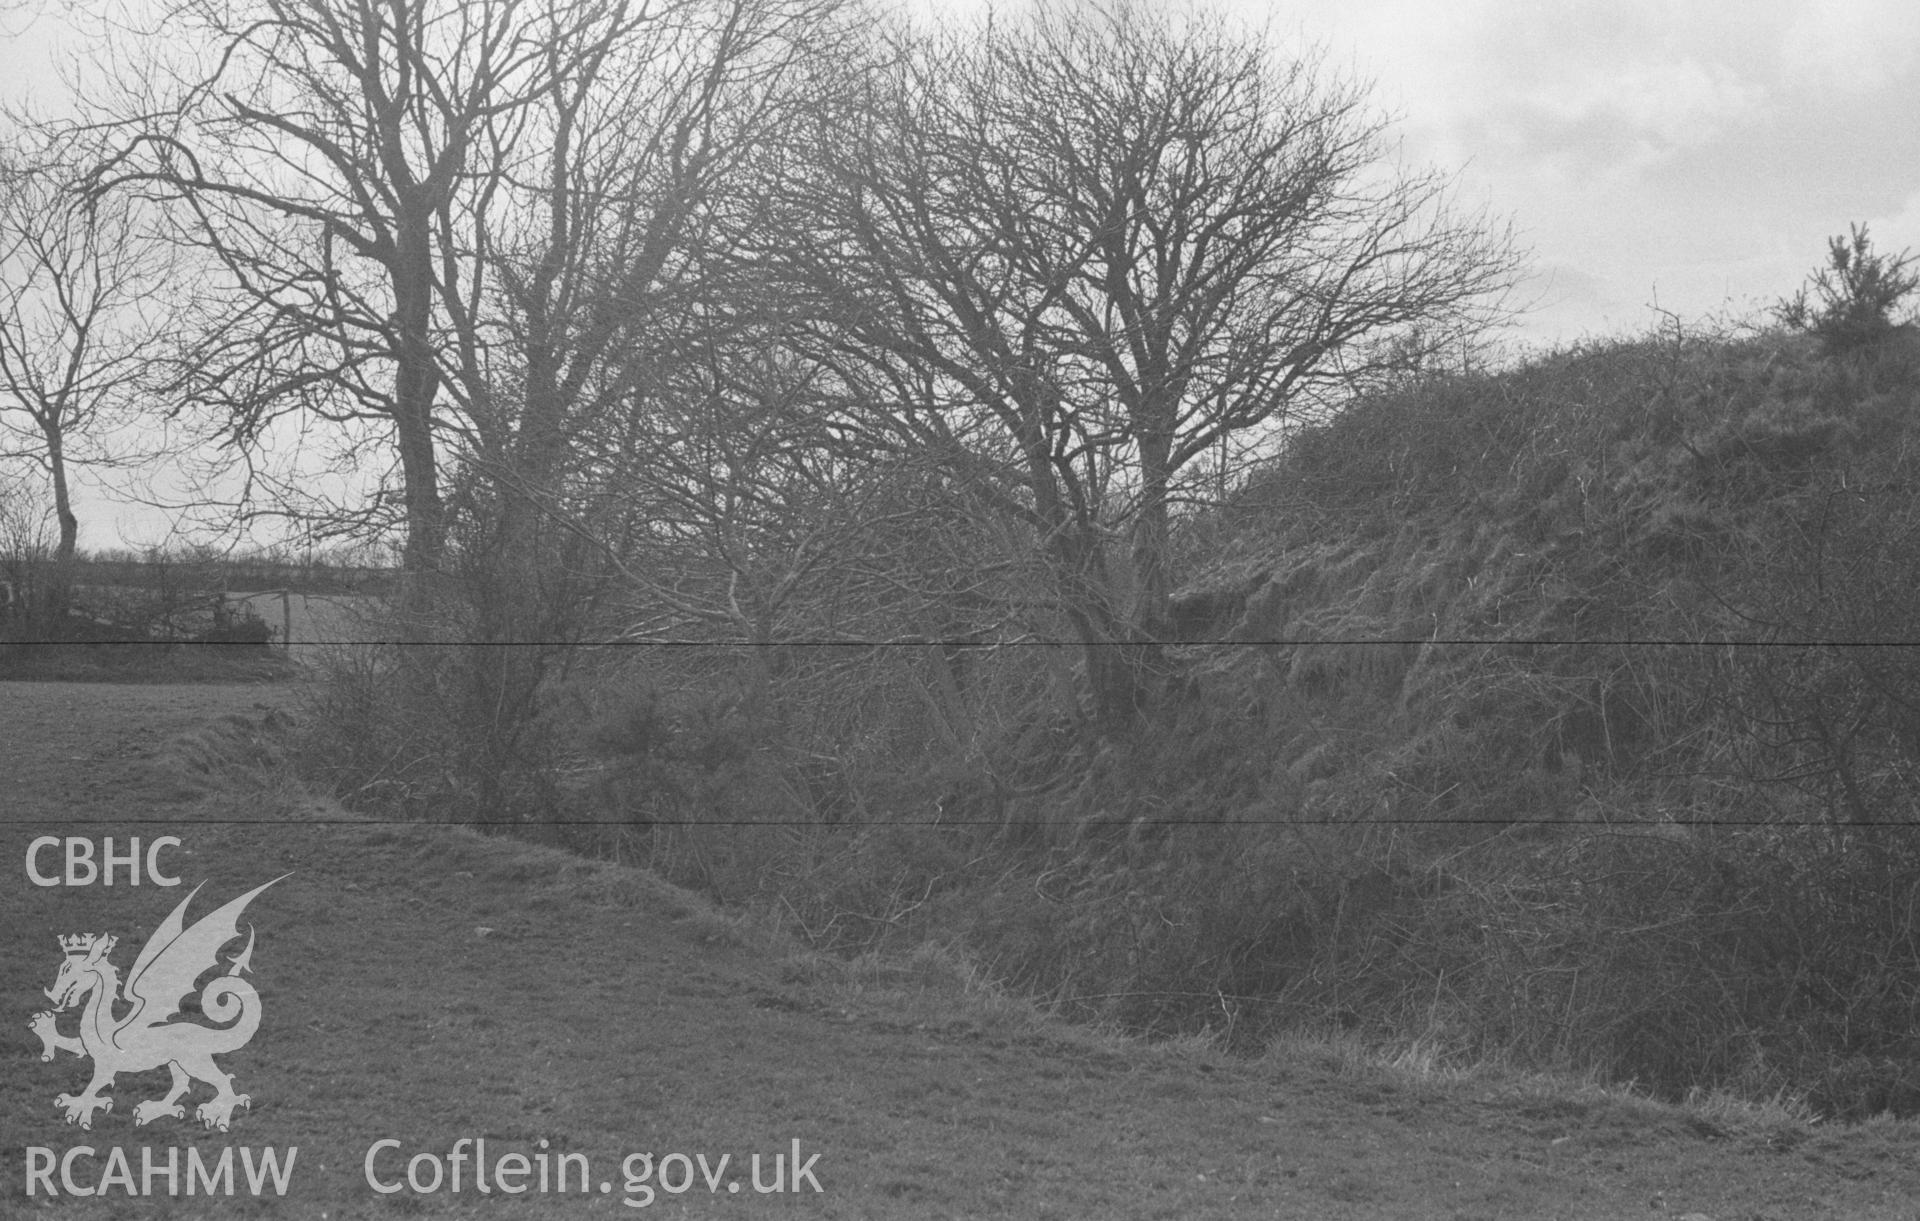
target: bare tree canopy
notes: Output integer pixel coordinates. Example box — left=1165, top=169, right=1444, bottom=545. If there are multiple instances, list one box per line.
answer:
left=774, top=0, right=1521, bottom=728
left=85, top=0, right=848, bottom=594
left=0, top=125, right=176, bottom=623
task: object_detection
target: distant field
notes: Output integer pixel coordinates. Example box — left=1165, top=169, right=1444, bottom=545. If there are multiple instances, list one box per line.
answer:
left=227, top=591, right=385, bottom=658
left=67, top=556, right=396, bottom=596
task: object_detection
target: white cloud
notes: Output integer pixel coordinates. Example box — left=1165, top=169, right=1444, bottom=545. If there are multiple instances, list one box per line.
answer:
left=1534, top=57, right=1763, bottom=151
left=1871, top=190, right=1920, bottom=257
left=1780, top=0, right=1920, bottom=93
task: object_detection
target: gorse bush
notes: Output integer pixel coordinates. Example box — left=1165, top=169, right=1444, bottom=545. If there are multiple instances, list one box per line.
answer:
left=1777, top=223, right=1920, bottom=357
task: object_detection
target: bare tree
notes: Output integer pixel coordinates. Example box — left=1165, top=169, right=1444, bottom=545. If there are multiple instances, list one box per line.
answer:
left=0, top=127, right=175, bottom=626
left=75, top=0, right=850, bottom=819
left=84, top=0, right=571, bottom=591
left=455, top=0, right=848, bottom=638
left=84, top=0, right=841, bottom=615
left=777, top=0, right=1520, bottom=729
left=0, top=461, right=58, bottom=635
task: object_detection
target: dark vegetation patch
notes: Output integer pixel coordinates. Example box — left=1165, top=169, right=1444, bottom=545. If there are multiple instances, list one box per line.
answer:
left=0, top=640, right=295, bottom=683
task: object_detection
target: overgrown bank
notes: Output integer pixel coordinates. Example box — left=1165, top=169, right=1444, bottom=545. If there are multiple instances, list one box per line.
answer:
left=303, top=321, right=1920, bottom=1119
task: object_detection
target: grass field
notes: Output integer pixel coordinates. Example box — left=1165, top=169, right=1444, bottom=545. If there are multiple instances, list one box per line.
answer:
left=225, top=592, right=381, bottom=661
left=4, top=678, right=1919, bottom=1219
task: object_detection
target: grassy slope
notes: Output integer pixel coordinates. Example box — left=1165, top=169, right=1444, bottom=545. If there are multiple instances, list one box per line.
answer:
left=956, top=327, right=1920, bottom=1096
left=3, top=682, right=1920, bottom=1219
left=1178, top=326, right=1920, bottom=819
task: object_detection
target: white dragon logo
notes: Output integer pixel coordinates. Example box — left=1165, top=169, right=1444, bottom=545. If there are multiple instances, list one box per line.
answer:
left=28, top=876, right=288, bottom=1132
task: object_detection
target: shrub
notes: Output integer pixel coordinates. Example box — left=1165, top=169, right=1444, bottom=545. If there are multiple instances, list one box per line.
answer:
left=1777, top=223, right=1920, bottom=357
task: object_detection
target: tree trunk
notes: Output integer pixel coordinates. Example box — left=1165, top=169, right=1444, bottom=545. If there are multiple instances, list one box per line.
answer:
left=390, top=203, right=447, bottom=621
left=1049, top=521, right=1150, bottom=735
left=44, top=421, right=77, bottom=629
left=1132, top=421, right=1175, bottom=637
left=460, top=317, right=581, bottom=820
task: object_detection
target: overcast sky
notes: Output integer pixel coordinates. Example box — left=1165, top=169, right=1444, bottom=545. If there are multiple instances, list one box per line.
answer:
left=4, top=0, right=1919, bottom=547
left=1272, top=0, right=1920, bottom=346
